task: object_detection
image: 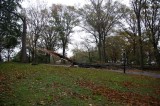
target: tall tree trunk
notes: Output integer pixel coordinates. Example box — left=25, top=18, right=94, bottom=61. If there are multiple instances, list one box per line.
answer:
left=0, top=54, right=2, bottom=62
left=148, top=50, right=151, bottom=66
left=133, top=34, right=136, bottom=56
left=28, top=48, right=31, bottom=63
left=98, top=34, right=102, bottom=62
left=98, top=43, right=102, bottom=62
left=21, top=16, right=27, bottom=63
left=88, top=51, right=92, bottom=63
left=132, top=0, right=144, bottom=69
left=0, top=50, right=2, bottom=63
left=62, top=45, right=66, bottom=64
left=32, top=41, right=37, bottom=65
left=137, top=15, right=144, bottom=69
left=154, top=44, right=160, bottom=66
left=0, top=49, right=2, bottom=62
left=46, top=54, right=50, bottom=63
left=31, top=49, right=34, bottom=62
left=133, top=38, right=136, bottom=64
left=102, top=35, right=106, bottom=63
left=34, top=42, right=37, bottom=64
left=7, top=49, right=10, bottom=62
left=151, top=24, right=160, bottom=66
left=155, top=50, right=160, bottom=66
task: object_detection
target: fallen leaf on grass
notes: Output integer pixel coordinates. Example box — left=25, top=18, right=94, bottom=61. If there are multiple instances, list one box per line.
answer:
left=0, top=75, right=6, bottom=92
left=121, top=81, right=134, bottom=88
left=76, top=80, right=160, bottom=106
left=155, top=89, right=160, bottom=95
left=69, top=91, right=90, bottom=100
left=37, top=100, right=46, bottom=105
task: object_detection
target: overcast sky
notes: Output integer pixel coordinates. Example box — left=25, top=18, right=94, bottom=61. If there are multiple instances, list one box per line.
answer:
left=22, top=0, right=130, bottom=57
left=22, top=0, right=130, bottom=7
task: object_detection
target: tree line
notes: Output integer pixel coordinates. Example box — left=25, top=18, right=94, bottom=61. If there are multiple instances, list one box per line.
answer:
left=0, top=0, right=160, bottom=68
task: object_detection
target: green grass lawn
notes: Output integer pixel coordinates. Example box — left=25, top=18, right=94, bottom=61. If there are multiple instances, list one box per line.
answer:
left=0, top=63, right=160, bottom=106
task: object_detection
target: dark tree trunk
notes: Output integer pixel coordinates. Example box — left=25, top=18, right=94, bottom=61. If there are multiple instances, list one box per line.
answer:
left=7, top=49, right=10, bottom=62
left=0, top=49, right=2, bottom=62
left=137, top=19, right=144, bottom=69
left=126, top=53, right=129, bottom=65
left=132, top=38, right=136, bottom=64
left=133, top=34, right=136, bottom=56
left=34, top=42, right=37, bottom=63
left=133, top=0, right=144, bottom=69
left=98, top=43, right=101, bottom=62
left=148, top=50, right=151, bottom=66
left=154, top=44, right=160, bottom=66
left=155, top=50, right=160, bottom=66
left=0, top=54, right=2, bottom=62
left=28, top=48, right=31, bottom=63
left=88, top=51, right=92, bottom=63
left=32, top=41, right=37, bottom=65
left=0, top=51, right=2, bottom=63
left=62, top=45, right=66, bottom=64
left=103, top=35, right=107, bottom=63
left=21, top=16, right=27, bottom=63
left=46, top=54, right=50, bottom=63
left=98, top=34, right=102, bottom=62
left=152, top=37, right=160, bottom=66
left=31, top=50, right=34, bottom=62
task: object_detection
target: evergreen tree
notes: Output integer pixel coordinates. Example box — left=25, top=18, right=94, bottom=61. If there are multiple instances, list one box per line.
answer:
left=0, top=0, right=22, bottom=61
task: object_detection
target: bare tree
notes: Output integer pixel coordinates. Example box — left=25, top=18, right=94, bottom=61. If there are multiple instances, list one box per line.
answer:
left=39, top=9, right=59, bottom=63
left=79, top=0, right=122, bottom=62
left=26, top=4, right=47, bottom=64
left=143, top=0, right=160, bottom=66
left=51, top=4, right=79, bottom=63
left=81, top=38, right=94, bottom=63
left=131, top=0, right=145, bottom=69
left=119, top=5, right=139, bottom=64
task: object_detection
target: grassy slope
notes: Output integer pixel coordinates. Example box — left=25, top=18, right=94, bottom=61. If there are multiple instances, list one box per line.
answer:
left=0, top=63, right=160, bottom=106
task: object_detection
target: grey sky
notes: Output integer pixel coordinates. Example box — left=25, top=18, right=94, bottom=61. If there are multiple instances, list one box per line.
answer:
left=22, top=0, right=130, bottom=8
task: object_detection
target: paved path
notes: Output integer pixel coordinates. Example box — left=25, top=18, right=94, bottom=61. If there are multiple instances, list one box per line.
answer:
left=50, top=64, right=160, bottom=78
left=107, top=69, right=160, bottom=78
left=128, top=71, right=160, bottom=78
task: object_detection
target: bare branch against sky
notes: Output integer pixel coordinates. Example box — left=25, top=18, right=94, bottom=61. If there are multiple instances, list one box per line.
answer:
left=22, top=0, right=130, bottom=8
left=21, top=0, right=130, bottom=57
